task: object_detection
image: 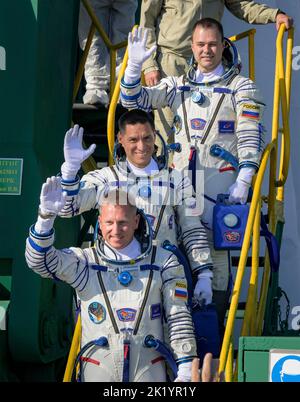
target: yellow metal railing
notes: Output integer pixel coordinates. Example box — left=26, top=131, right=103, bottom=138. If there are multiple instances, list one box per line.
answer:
left=218, top=24, right=294, bottom=382
left=229, top=29, right=256, bottom=81
left=63, top=313, right=82, bottom=382
left=72, top=0, right=128, bottom=170
left=219, top=141, right=276, bottom=381
left=73, top=0, right=127, bottom=103
left=106, top=25, right=138, bottom=166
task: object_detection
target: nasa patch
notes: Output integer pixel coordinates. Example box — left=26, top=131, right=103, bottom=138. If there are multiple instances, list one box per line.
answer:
left=218, top=120, right=235, bottom=134
left=150, top=303, right=161, bottom=320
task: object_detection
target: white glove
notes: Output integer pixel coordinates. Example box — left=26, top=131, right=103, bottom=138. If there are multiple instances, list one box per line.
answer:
left=228, top=167, right=255, bottom=204
left=124, top=27, right=157, bottom=84
left=61, top=125, right=96, bottom=181
left=35, top=176, right=67, bottom=234
left=174, top=362, right=192, bottom=382
left=194, top=270, right=213, bottom=305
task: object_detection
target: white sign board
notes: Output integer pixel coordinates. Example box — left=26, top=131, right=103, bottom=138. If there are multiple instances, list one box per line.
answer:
left=269, top=349, right=300, bottom=382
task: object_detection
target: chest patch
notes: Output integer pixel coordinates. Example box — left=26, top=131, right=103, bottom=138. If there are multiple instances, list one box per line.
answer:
left=190, top=118, right=206, bottom=130
left=117, top=308, right=137, bottom=322
left=174, top=281, right=188, bottom=300
left=88, top=301, right=106, bottom=324
left=218, top=120, right=235, bottom=134
left=150, top=303, right=162, bottom=320
left=172, top=114, right=182, bottom=134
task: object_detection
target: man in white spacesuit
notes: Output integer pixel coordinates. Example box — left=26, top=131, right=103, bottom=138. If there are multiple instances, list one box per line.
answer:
left=59, top=110, right=214, bottom=307
left=78, top=0, right=137, bottom=106
left=25, top=181, right=197, bottom=382
left=120, top=18, right=266, bottom=331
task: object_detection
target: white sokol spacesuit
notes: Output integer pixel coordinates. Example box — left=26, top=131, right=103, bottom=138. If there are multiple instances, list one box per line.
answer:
left=120, top=40, right=265, bottom=292
left=59, top=150, right=213, bottom=278
left=25, top=210, right=197, bottom=382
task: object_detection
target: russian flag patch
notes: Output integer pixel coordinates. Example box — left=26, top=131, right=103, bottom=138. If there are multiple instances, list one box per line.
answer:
left=242, top=110, right=260, bottom=119
left=174, top=282, right=188, bottom=300
left=241, top=103, right=260, bottom=119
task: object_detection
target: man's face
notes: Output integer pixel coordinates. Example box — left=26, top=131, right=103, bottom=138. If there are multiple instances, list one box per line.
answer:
left=191, top=26, right=224, bottom=73
left=99, top=204, right=140, bottom=250
left=118, top=122, right=156, bottom=168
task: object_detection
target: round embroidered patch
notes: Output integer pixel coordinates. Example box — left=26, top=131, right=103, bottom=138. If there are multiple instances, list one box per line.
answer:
left=172, top=115, right=182, bottom=135
left=88, top=301, right=106, bottom=324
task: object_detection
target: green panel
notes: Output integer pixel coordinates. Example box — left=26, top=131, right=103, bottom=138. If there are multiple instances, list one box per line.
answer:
left=0, top=0, right=80, bottom=377
left=243, top=351, right=269, bottom=382
left=238, top=337, right=300, bottom=382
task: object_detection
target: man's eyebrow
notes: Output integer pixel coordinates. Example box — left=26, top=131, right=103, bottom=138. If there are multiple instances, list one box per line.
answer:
left=196, top=40, right=219, bottom=44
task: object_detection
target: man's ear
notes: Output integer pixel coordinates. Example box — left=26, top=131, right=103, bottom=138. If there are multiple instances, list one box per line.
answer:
left=117, top=131, right=122, bottom=144
left=135, top=213, right=140, bottom=229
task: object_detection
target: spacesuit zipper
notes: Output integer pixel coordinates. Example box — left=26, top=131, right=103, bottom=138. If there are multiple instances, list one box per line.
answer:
left=110, top=165, right=119, bottom=181
left=96, top=270, right=120, bottom=334
left=153, top=171, right=171, bottom=240
left=133, top=246, right=156, bottom=335
left=200, top=73, right=238, bottom=145
left=181, top=91, right=191, bottom=142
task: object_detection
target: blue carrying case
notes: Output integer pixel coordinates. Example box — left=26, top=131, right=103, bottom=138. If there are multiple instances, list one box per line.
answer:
left=213, top=193, right=250, bottom=250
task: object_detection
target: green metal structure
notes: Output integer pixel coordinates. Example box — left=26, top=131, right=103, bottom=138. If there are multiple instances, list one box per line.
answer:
left=0, top=0, right=80, bottom=381
left=238, top=336, right=300, bottom=382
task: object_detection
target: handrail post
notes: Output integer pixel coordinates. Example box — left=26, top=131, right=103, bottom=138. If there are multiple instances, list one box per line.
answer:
left=248, top=31, right=255, bottom=81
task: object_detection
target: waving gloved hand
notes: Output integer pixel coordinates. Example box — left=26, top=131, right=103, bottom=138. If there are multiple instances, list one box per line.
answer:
left=194, top=270, right=213, bottom=305
left=61, top=125, right=96, bottom=180
left=35, top=176, right=67, bottom=234
left=174, top=361, right=192, bottom=382
left=228, top=167, right=255, bottom=204
left=124, top=27, right=157, bottom=84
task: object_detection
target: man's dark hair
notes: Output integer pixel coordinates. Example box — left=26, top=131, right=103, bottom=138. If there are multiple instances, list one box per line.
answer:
left=192, top=18, right=224, bottom=41
left=118, top=109, right=155, bottom=133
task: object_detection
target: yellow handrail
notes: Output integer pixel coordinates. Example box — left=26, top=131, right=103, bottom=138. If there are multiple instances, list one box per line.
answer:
left=229, top=29, right=256, bottom=81
left=73, top=0, right=127, bottom=102
left=73, top=23, right=96, bottom=103
left=106, top=47, right=129, bottom=165
left=63, top=314, right=82, bottom=382
left=80, top=0, right=127, bottom=101
left=72, top=0, right=128, bottom=172
left=218, top=141, right=276, bottom=377
left=240, top=202, right=261, bottom=337
left=107, top=25, right=138, bottom=166
left=219, top=24, right=293, bottom=381
left=276, top=25, right=290, bottom=187
left=275, top=26, right=294, bottom=187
